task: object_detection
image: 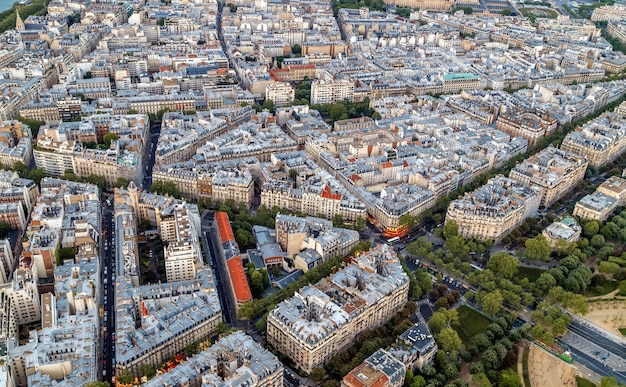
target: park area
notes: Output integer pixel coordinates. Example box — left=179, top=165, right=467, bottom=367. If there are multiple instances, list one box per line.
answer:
left=583, top=299, right=626, bottom=337
left=519, top=7, right=559, bottom=21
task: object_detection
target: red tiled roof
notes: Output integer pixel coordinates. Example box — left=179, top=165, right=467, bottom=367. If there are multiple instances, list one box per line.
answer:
left=227, top=256, right=252, bottom=303
left=215, top=211, right=235, bottom=244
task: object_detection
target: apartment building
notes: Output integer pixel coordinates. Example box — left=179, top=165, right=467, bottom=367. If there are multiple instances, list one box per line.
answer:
left=597, top=176, right=626, bottom=205
left=495, top=110, right=557, bottom=148
left=354, top=184, right=436, bottom=234
left=560, top=112, right=626, bottom=168
left=144, top=331, right=283, bottom=387
left=591, top=4, right=626, bottom=21
left=445, top=176, right=541, bottom=241
left=0, top=120, right=33, bottom=167
left=266, top=82, right=295, bottom=107
left=0, top=239, right=14, bottom=284
left=311, top=79, right=355, bottom=105
left=262, top=180, right=367, bottom=225
left=275, top=214, right=359, bottom=260
left=0, top=202, right=27, bottom=230
left=267, top=243, right=408, bottom=373
left=342, top=349, right=406, bottom=387
left=388, top=323, right=438, bottom=371
left=161, top=204, right=201, bottom=282
left=508, top=146, right=588, bottom=208
left=440, top=73, right=486, bottom=94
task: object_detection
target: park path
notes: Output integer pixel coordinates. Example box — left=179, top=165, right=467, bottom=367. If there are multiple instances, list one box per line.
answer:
left=586, top=289, right=625, bottom=302
left=518, top=345, right=527, bottom=387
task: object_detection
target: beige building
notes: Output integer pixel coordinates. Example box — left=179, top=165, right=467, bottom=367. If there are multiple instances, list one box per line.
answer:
left=261, top=182, right=367, bottom=224
left=591, top=4, right=626, bottom=21
left=542, top=217, right=581, bottom=247
left=573, top=175, right=626, bottom=222
left=597, top=175, right=626, bottom=205
left=446, top=176, right=541, bottom=241
left=153, top=165, right=255, bottom=207
left=508, top=146, right=588, bottom=208
left=267, top=244, right=408, bottom=374
left=311, top=79, right=355, bottom=105
left=573, top=192, right=618, bottom=221
left=560, top=112, right=626, bottom=168
left=143, top=331, right=283, bottom=387
left=495, top=110, right=557, bottom=148
left=382, top=0, right=454, bottom=9
left=161, top=204, right=201, bottom=282
left=266, top=82, right=295, bottom=107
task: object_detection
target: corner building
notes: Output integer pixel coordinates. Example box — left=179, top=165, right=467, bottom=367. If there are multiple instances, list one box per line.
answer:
left=267, top=244, right=408, bottom=374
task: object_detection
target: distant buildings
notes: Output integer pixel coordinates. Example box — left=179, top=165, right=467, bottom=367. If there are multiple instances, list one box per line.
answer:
left=446, top=176, right=541, bottom=241
left=267, top=244, right=408, bottom=373
left=33, top=114, right=150, bottom=186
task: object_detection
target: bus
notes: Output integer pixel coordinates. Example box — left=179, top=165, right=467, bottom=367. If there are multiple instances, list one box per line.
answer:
left=387, top=236, right=401, bottom=245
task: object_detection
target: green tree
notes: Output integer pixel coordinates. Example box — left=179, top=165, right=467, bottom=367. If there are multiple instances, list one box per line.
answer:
left=17, top=116, right=45, bottom=138
left=443, top=220, right=459, bottom=239
left=554, top=239, right=574, bottom=257
left=140, top=363, right=156, bottom=379
left=498, top=369, right=522, bottom=387
left=487, top=252, right=519, bottom=279
left=292, top=44, right=302, bottom=55
left=437, top=327, right=463, bottom=357
left=117, top=369, right=134, bottom=385
left=261, top=99, right=275, bottom=113
left=103, top=132, right=118, bottom=147
left=590, top=234, right=605, bottom=248
left=114, top=177, right=131, bottom=188
left=428, top=308, right=459, bottom=334
left=600, top=376, right=619, bottom=387
left=87, top=174, right=107, bottom=191
left=480, top=289, right=504, bottom=316
left=472, top=373, right=492, bottom=387
left=0, top=221, right=11, bottom=238
left=250, top=270, right=265, bottom=297
left=310, top=367, right=327, bottom=382
left=525, top=235, right=551, bottom=261
left=583, top=220, right=599, bottom=238
left=399, top=213, right=417, bottom=230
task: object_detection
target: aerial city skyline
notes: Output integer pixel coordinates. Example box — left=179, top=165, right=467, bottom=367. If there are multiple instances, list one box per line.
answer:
left=0, top=0, right=624, bottom=385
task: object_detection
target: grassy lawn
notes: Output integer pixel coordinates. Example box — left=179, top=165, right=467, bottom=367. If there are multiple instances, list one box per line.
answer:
left=517, top=266, right=545, bottom=283
left=619, top=328, right=626, bottom=336
left=576, top=376, right=596, bottom=387
left=519, top=7, right=558, bottom=21
left=522, top=346, right=531, bottom=387
left=455, top=305, right=492, bottom=345
left=584, top=278, right=618, bottom=297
